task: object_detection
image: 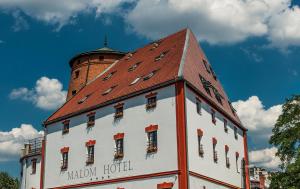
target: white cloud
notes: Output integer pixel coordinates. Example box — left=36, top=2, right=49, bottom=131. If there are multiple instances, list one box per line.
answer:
left=0, top=0, right=132, bottom=30
left=126, top=0, right=300, bottom=49
left=11, top=10, right=29, bottom=32
left=0, top=124, right=43, bottom=162
left=233, top=96, right=282, bottom=147
left=249, top=147, right=281, bottom=169
left=10, top=76, right=67, bottom=110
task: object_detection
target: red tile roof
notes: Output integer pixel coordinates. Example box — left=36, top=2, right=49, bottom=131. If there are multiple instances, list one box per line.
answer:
left=45, top=29, right=243, bottom=129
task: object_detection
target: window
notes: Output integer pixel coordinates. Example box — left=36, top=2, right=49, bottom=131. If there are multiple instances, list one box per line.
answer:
left=114, top=133, right=124, bottom=159
left=125, top=53, right=133, bottom=60
left=196, top=98, right=202, bottom=115
left=60, top=147, right=69, bottom=170
left=102, top=85, right=117, bottom=95
left=103, top=71, right=116, bottom=81
left=197, top=129, right=204, bottom=157
left=62, top=120, right=70, bottom=134
left=114, top=103, right=124, bottom=119
left=150, top=41, right=160, bottom=50
left=146, top=92, right=157, bottom=110
left=99, top=56, right=104, bottom=61
left=154, top=51, right=168, bottom=61
left=157, top=182, right=174, bottom=189
left=211, top=109, right=216, bottom=124
left=224, top=119, right=228, bottom=133
left=86, top=140, right=95, bottom=165
left=236, top=152, right=240, bottom=173
left=213, top=88, right=223, bottom=105
left=209, top=65, right=217, bottom=80
left=212, top=137, right=218, bottom=163
left=87, top=112, right=95, bottom=127
left=72, top=90, right=77, bottom=96
left=78, top=94, right=91, bottom=104
left=199, top=75, right=212, bottom=96
left=228, top=101, right=237, bottom=115
left=145, top=125, right=158, bottom=153
left=143, top=70, right=159, bottom=81
left=202, top=59, right=211, bottom=74
left=234, top=127, right=238, bottom=140
left=130, top=77, right=141, bottom=85
left=31, top=159, right=37, bottom=174
left=74, top=70, right=80, bottom=79
left=225, top=145, right=230, bottom=168
left=128, top=61, right=142, bottom=72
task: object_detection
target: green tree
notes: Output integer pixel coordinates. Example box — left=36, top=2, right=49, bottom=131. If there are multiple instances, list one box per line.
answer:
left=0, top=172, right=19, bottom=189
left=269, top=95, right=300, bottom=189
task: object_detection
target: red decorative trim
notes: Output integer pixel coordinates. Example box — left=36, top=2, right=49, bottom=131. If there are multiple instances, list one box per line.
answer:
left=145, top=124, right=158, bottom=132
left=60, top=147, right=69, bottom=153
left=189, top=171, right=241, bottom=189
left=86, top=140, right=96, bottom=146
left=157, top=182, right=174, bottom=189
left=236, top=152, right=240, bottom=158
left=49, top=170, right=179, bottom=189
left=175, top=81, right=188, bottom=189
left=114, top=133, right=125, bottom=140
left=114, top=103, right=124, bottom=108
left=62, top=120, right=70, bottom=125
left=40, top=139, right=45, bottom=189
left=243, top=131, right=251, bottom=189
left=197, top=129, right=203, bottom=136
left=87, top=111, right=95, bottom=117
left=212, top=137, right=217, bottom=144
left=145, top=92, right=157, bottom=98
left=225, top=145, right=229, bottom=152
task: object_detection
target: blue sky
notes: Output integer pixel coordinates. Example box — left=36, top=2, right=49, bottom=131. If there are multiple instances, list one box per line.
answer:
left=0, top=0, right=299, bottom=177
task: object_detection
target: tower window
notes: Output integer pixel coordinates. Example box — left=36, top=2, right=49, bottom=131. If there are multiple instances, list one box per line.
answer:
left=62, top=120, right=70, bottom=134
left=197, top=129, right=204, bottom=157
left=114, top=103, right=124, bottom=119
left=114, top=133, right=124, bottom=159
left=212, top=137, right=218, bottom=163
left=145, top=125, right=158, bottom=153
left=196, top=98, right=202, bottom=115
left=72, top=90, right=77, bottom=96
left=74, top=70, right=80, bottom=79
left=99, top=56, right=104, bottom=61
left=87, top=112, right=95, bottom=127
left=86, top=140, right=96, bottom=165
left=213, top=88, right=223, bottom=105
left=31, top=159, right=37, bottom=174
left=225, top=145, right=230, bottom=168
left=60, top=147, right=69, bottom=170
left=211, top=109, right=216, bottom=124
left=146, top=92, right=157, bottom=110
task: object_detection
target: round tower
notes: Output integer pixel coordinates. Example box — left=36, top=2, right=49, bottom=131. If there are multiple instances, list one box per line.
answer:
left=67, top=39, right=125, bottom=101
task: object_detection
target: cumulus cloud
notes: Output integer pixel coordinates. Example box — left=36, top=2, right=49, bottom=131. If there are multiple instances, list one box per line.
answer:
left=0, top=124, right=43, bottom=162
left=0, top=0, right=132, bottom=30
left=10, top=76, right=67, bottom=110
left=249, top=147, right=281, bottom=169
left=126, top=0, right=300, bottom=49
left=232, top=96, right=282, bottom=147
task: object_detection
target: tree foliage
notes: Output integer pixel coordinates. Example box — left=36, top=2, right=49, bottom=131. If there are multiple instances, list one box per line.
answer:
left=269, top=95, right=300, bottom=189
left=0, top=172, right=19, bottom=189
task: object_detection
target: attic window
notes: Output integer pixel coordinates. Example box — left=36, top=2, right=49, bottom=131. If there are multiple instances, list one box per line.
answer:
left=154, top=51, right=168, bottom=61
left=199, top=75, right=212, bottom=96
left=125, top=53, right=133, bottom=60
left=143, top=70, right=159, bottom=81
left=103, top=71, right=116, bottom=81
left=150, top=41, right=160, bottom=50
left=102, top=85, right=117, bottom=96
left=128, top=62, right=142, bottom=72
left=203, top=59, right=211, bottom=74
left=78, top=94, right=91, bottom=104
left=213, top=88, right=223, bottom=105
left=130, top=77, right=141, bottom=85
left=209, top=65, right=217, bottom=80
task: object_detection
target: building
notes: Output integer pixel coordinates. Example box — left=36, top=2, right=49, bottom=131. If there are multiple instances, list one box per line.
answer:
left=249, top=167, right=271, bottom=189
left=20, top=29, right=250, bottom=189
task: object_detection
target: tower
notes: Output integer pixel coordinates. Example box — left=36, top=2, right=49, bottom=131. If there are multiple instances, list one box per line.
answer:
left=66, top=39, right=125, bottom=101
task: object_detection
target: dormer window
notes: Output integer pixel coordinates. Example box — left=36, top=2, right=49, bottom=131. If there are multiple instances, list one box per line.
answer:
left=114, top=103, right=124, bottom=119
left=211, top=109, right=216, bottom=124
left=103, top=71, right=116, bottom=81
left=62, top=120, right=70, bottom=134
left=199, top=75, right=211, bottom=96
left=203, top=59, right=210, bottom=74
left=150, top=41, right=160, bottom=50
left=130, top=77, right=141, bottom=85
left=143, top=70, right=158, bottom=81
left=74, top=70, right=80, bottom=79
left=146, top=92, right=157, bottom=110
left=128, top=62, right=142, bottom=72
left=114, top=133, right=124, bottom=159
left=213, top=88, right=223, bottom=105
left=102, top=85, right=117, bottom=96
left=87, top=112, right=95, bottom=127
left=154, top=51, right=168, bottom=61
left=145, top=125, right=158, bottom=153
left=78, top=94, right=91, bottom=104
left=209, top=65, right=217, bottom=80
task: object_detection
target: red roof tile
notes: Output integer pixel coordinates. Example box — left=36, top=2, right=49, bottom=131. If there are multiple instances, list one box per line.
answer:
left=45, top=29, right=243, bottom=129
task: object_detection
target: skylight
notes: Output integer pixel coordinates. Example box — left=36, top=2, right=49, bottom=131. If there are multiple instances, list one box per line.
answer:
left=154, top=51, right=168, bottom=61
left=102, top=85, right=117, bottom=96
left=143, top=70, right=159, bottom=81
left=128, top=62, right=142, bottom=72
left=103, top=71, right=116, bottom=81
left=130, top=77, right=141, bottom=85
left=78, top=94, right=91, bottom=104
